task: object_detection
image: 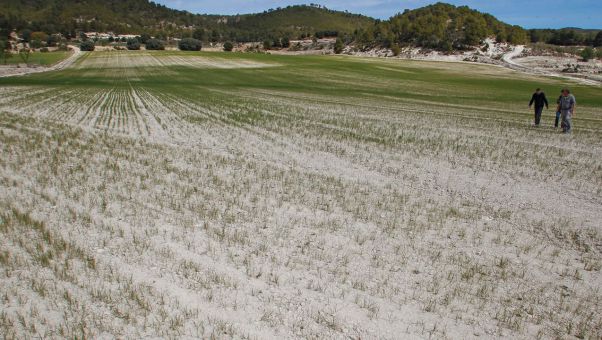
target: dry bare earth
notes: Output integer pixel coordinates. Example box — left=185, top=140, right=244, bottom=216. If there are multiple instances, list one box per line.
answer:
left=1, top=51, right=601, bottom=339
left=513, top=55, right=602, bottom=84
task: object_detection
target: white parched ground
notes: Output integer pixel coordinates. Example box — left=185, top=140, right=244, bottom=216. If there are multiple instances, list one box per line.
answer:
left=0, top=53, right=601, bottom=339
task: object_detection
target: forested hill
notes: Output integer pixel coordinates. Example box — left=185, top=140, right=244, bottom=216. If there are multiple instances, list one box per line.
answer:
left=0, top=1, right=373, bottom=41
left=0, top=0, right=599, bottom=48
left=354, top=3, right=528, bottom=50
left=228, top=6, right=374, bottom=41
left=0, top=0, right=198, bottom=34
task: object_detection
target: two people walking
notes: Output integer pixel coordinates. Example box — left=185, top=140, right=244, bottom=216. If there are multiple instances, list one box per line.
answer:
left=529, top=87, right=576, bottom=133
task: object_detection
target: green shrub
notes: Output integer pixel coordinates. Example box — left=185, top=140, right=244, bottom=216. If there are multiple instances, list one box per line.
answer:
left=80, top=40, right=95, bottom=51
left=334, top=38, right=344, bottom=54
left=18, top=48, right=31, bottom=64
left=46, top=34, right=61, bottom=47
left=581, top=47, right=594, bottom=61
left=145, top=39, right=165, bottom=50
left=223, top=41, right=234, bottom=52
left=139, top=33, right=151, bottom=44
left=0, top=40, right=13, bottom=64
left=30, top=40, right=43, bottom=49
left=39, top=47, right=49, bottom=53
left=594, top=32, right=602, bottom=47
left=179, top=38, right=202, bottom=51
left=126, top=38, right=141, bottom=50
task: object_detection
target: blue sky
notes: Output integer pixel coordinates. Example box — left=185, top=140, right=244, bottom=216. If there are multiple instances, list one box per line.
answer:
left=154, top=0, right=602, bottom=29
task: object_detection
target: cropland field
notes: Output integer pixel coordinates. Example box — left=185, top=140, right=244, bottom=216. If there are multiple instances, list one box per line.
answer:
left=0, top=50, right=601, bottom=339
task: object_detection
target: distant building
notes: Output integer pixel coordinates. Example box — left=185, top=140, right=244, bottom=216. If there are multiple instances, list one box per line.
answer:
left=96, top=33, right=113, bottom=40
left=83, top=32, right=139, bottom=41
left=116, top=34, right=140, bottom=40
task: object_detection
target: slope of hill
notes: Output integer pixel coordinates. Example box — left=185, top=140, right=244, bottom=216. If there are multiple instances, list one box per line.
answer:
left=0, top=0, right=199, bottom=34
left=354, top=2, right=528, bottom=50
left=231, top=5, right=373, bottom=38
left=529, top=28, right=602, bottom=46
left=0, top=1, right=598, bottom=48
left=0, top=1, right=373, bottom=41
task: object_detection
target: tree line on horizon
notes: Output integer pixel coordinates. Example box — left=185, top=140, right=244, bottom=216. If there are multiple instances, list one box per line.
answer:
left=1, top=1, right=601, bottom=53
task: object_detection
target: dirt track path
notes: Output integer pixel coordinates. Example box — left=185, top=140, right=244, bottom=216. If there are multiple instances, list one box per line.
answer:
left=502, top=45, right=524, bottom=65
left=502, top=45, right=600, bottom=86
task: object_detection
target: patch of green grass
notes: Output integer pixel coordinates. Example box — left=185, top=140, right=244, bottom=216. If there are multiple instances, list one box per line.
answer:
left=3, top=51, right=71, bottom=66
left=2, top=51, right=600, bottom=111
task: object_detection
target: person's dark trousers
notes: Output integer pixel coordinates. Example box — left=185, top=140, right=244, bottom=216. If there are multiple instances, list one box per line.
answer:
left=561, top=111, right=572, bottom=133
left=534, top=106, right=544, bottom=126
left=555, top=111, right=561, bottom=128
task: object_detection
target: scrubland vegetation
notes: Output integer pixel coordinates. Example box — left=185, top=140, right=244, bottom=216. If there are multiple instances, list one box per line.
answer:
left=0, top=51, right=601, bottom=339
left=2, top=1, right=599, bottom=52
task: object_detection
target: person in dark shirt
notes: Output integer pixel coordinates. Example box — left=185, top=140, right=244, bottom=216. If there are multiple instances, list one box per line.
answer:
left=529, top=88, right=549, bottom=126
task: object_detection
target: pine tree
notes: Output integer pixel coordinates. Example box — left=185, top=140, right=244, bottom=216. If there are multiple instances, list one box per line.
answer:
left=594, top=31, right=602, bottom=47
left=334, top=38, right=344, bottom=54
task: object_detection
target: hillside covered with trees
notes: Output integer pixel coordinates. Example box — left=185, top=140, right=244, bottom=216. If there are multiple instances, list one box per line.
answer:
left=227, top=5, right=374, bottom=42
left=353, top=3, right=528, bottom=50
left=529, top=28, right=602, bottom=46
left=0, top=0, right=600, bottom=50
left=0, top=1, right=373, bottom=42
left=0, top=0, right=200, bottom=36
